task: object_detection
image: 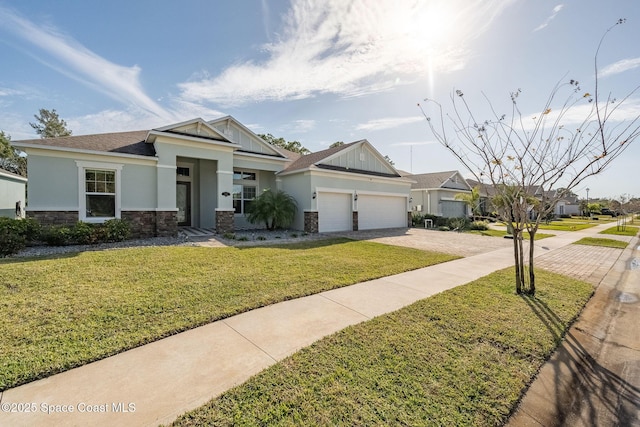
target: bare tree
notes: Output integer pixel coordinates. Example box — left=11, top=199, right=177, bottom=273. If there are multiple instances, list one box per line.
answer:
left=419, top=20, right=640, bottom=295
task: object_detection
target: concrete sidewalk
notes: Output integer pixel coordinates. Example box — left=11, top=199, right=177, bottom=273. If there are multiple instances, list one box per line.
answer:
left=0, top=221, right=633, bottom=426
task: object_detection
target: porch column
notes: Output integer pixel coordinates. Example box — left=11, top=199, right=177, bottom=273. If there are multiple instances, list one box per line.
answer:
left=216, top=164, right=234, bottom=233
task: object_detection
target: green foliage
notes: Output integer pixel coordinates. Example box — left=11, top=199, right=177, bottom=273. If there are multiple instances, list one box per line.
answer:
left=103, top=219, right=130, bottom=242
left=573, top=237, right=629, bottom=249
left=599, top=225, right=639, bottom=237
left=329, top=141, right=344, bottom=148
left=0, top=131, right=27, bottom=176
left=222, top=232, right=236, bottom=239
left=256, top=235, right=267, bottom=241
left=448, top=217, right=469, bottom=231
left=455, top=186, right=482, bottom=219
left=29, top=108, right=72, bottom=138
left=71, top=221, right=97, bottom=245
left=469, top=220, right=489, bottom=230
left=247, top=189, right=298, bottom=230
left=42, top=226, right=72, bottom=246
left=0, top=218, right=26, bottom=257
left=258, top=133, right=311, bottom=155
left=237, top=236, right=249, bottom=241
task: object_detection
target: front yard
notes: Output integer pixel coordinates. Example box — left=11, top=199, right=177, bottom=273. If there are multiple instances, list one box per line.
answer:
left=171, top=267, right=593, bottom=426
left=0, top=239, right=456, bottom=390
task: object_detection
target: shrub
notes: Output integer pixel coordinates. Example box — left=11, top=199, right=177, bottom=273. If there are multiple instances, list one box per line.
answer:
left=469, top=220, right=489, bottom=231
left=103, top=219, right=130, bottom=242
left=237, top=236, right=249, bottom=241
left=71, top=221, right=96, bottom=245
left=15, top=218, right=42, bottom=243
left=411, top=212, right=425, bottom=227
left=437, top=226, right=450, bottom=231
left=247, top=189, right=297, bottom=230
left=256, top=235, right=267, bottom=241
left=43, top=226, right=72, bottom=246
left=223, top=232, right=236, bottom=240
left=448, top=217, right=469, bottom=231
left=290, top=233, right=298, bottom=238
left=0, top=218, right=26, bottom=257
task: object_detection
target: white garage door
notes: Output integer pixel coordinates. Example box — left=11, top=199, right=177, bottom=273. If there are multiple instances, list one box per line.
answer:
left=318, top=192, right=352, bottom=232
left=358, top=195, right=407, bottom=230
left=441, top=200, right=467, bottom=218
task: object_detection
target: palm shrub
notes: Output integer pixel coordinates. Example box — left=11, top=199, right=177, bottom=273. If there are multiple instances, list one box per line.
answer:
left=247, top=189, right=298, bottom=230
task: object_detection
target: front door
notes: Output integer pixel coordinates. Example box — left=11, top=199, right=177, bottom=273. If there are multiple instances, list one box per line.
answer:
left=176, top=182, right=191, bottom=226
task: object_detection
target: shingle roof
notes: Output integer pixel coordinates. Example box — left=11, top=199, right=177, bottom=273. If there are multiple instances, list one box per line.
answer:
left=408, top=171, right=459, bottom=189
left=13, top=131, right=155, bottom=156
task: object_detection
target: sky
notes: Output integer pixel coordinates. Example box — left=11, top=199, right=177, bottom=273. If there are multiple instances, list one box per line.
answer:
left=0, top=0, right=639, bottom=200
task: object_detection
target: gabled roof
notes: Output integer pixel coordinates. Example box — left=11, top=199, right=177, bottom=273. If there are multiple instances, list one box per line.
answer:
left=148, top=118, right=233, bottom=145
left=408, top=170, right=470, bottom=190
left=12, top=130, right=155, bottom=156
left=208, top=115, right=286, bottom=159
left=279, top=140, right=402, bottom=178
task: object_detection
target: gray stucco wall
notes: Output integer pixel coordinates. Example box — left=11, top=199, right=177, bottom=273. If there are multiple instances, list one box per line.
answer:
left=27, top=155, right=78, bottom=210
left=121, top=163, right=157, bottom=210
left=199, top=159, right=218, bottom=228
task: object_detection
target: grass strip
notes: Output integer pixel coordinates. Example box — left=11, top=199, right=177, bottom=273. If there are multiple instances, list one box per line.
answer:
left=467, top=229, right=554, bottom=240
left=537, top=222, right=595, bottom=231
left=172, top=268, right=593, bottom=427
left=598, top=225, right=639, bottom=237
left=0, top=239, right=456, bottom=391
left=574, top=237, right=629, bottom=249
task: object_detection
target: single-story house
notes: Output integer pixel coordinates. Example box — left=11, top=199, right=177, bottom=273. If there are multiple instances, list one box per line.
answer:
left=0, top=168, right=27, bottom=218
left=13, top=116, right=413, bottom=237
left=404, top=170, right=471, bottom=218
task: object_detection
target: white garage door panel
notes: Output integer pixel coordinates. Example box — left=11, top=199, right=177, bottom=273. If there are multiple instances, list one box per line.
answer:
left=358, top=195, right=406, bottom=230
left=318, top=192, right=352, bottom=232
left=441, top=201, right=466, bottom=218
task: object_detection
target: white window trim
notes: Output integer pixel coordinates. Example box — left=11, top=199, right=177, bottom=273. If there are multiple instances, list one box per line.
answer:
left=76, top=161, right=123, bottom=223
left=233, top=168, right=259, bottom=216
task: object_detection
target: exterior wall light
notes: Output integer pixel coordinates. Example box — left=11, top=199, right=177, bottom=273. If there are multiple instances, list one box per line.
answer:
left=312, top=191, right=317, bottom=199
left=222, top=191, right=231, bottom=197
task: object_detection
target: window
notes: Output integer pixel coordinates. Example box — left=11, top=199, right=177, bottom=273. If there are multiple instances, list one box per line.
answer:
left=233, top=169, right=257, bottom=215
left=76, top=161, right=122, bottom=222
left=85, top=169, right=116, bottom=218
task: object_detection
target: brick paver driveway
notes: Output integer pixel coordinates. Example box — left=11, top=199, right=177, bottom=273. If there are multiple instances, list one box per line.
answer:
left=335, top=227, right=514, bottom=257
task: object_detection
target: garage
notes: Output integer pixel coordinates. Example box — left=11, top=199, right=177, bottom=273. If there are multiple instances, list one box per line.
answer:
left=358, top=194, right=407, bottom=230
left=441, top=200, right=467, bottom=218
left=318, top=192, right=352, bottom=232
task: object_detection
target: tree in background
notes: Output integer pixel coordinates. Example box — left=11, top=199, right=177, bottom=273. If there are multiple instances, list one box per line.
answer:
left=329, top=141, right=344, bottom=148
left=0, top=131, right=26, bottom=176
left=258, top=133, right=310, bottom=155
left=420, top=20, right=640, bottom=295
left=247, top=189, right=298, bottom=230
left=29, top=108, right=72, bottom=138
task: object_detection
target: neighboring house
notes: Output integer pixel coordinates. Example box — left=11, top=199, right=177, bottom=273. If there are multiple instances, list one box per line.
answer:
left=0, top=168, right=27, bottom=218
left=405, top=170, right=471, bottom=218
left=13, top=116, right=412, bottom=237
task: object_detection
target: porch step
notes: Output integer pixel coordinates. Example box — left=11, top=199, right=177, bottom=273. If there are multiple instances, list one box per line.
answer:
left=180, top=227, right=216, bottom=237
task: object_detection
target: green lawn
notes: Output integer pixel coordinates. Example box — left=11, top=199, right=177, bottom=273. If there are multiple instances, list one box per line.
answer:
left=172, top=268, right=593, bottom=427
left=537, top=221, right=595, bottom=231
left=0, top=239, right=457, bottom=391
left=599, top=225, right=639, bottom=237
left=574, top=237, right=629, bottom=249
left=467, top=229, right=554, bottom=240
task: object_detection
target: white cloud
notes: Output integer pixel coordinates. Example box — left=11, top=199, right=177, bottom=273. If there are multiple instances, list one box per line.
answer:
left=390, top=140, right=439, bottom=147
left=279, top=119, right=316, bottom=134
left=533, top=4, right=564, bottom=32
left=356, top=116, right=424, bottom=131
left=178, top=0, right=515, bottom=106
left=0, top=6, right=174, bottom=120
left=600, top=57, right=640, bottom=78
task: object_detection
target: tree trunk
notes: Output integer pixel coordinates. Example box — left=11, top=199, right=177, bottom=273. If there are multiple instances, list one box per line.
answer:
left=517, top=231, right=525, bottom=291
left=528, top=230, right=536, bottom=295
left=512, top=226, right=522, bottom=294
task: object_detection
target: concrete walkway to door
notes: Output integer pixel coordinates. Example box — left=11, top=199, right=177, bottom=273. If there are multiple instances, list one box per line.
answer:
left=0, top=221, right=635, bottom=426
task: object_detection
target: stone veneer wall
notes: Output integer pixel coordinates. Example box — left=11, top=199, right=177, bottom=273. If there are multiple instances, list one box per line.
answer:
left=304, top=211, right=319, bottom=233
left=28, top=211, right=78, bottom=226
left=215, top=210, right=234, bottom=234
left=121, top=211, right=156, bottom=239
left=156, top=211, right=178, bottom=237
left=352, top=211, right=359, bottom=231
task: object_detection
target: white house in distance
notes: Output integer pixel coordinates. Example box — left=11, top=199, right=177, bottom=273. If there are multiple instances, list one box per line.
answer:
left=0, top=168, right=27, bottom=218
left=13, top=116, right=414, bottom=237
left=406, top=170, right=471, bottom=218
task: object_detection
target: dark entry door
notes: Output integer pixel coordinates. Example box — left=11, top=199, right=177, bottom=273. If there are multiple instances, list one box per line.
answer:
left=176, top=182, right=191, bottom=226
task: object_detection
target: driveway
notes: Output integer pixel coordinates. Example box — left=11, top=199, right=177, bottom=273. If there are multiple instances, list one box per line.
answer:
left=335, top=227, right=514, bottom=257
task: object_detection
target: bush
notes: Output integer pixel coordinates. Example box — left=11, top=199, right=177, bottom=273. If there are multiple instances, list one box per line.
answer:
left=223, top=232, right=236, bottom=240
left=448, top=217, right=469, bottom=231
left=437, top=226, right=450, bottom=231
left=103, top=219, right=130, bottom=242
left=43, top=226, right=72, bottom=246
left=15, top=218, right=42, bottom=243
left=71, top=221, right=96, bottom=245
left=237, top=236, right=249, bottom=241
left=0, top=218, right=27, bottom=257
left=256, top=235, right=267, bottom=241
left=469, top=220, right=489, bottom=231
